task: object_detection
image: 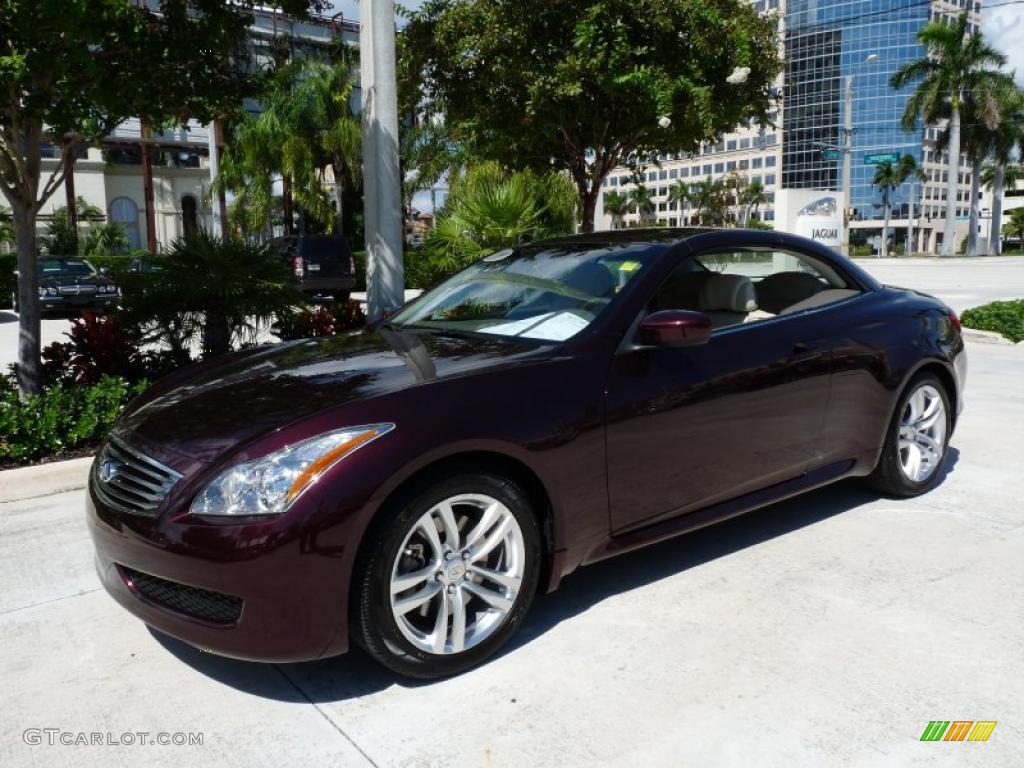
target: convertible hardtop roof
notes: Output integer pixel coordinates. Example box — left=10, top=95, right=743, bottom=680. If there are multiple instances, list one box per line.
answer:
left=524, top=227, right=737, bottom=250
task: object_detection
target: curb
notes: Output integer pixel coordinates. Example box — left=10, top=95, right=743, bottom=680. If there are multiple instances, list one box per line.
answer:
left=0, top=456, right=94, bottom=504
left=962, top=328, right=1014, bottom=346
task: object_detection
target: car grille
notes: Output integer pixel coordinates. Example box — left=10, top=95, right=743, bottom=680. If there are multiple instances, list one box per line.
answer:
left=57, top=284, right=97, bottom=295
left=121, top=566, right=242, bottom=624
left=92, top=436, right=182, bottom=517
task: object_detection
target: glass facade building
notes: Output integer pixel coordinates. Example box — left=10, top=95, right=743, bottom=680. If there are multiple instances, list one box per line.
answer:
left=784, top=0, right=930, bottom=221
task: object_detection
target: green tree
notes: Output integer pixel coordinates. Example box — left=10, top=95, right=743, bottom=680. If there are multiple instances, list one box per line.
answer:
left=219, top=56, right=362, bottom=236
left=401, top=0, right=781, bottom=232
left=603, top=190, right=629, bottom=230
left=873, top=155, right=924, bottom=258
left=892, top=11, right=1007, bottom=256
left=627, top=185, right=656, bottom=225
left=1003, top=208, right=1024, bottom=251
left=0, top=0, right=324, bottom=395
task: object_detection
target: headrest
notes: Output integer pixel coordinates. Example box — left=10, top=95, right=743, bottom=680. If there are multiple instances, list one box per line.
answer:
left=698, top=273, right=758, bottom=313
left=755, top=271, right=824, bottom=314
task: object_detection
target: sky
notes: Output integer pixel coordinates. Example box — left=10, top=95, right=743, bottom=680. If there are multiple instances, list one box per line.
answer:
left=982, top=3, right=1024, bottom=86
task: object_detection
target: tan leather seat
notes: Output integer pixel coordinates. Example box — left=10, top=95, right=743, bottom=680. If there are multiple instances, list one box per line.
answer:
left=697, top=274, right=758, bottom=328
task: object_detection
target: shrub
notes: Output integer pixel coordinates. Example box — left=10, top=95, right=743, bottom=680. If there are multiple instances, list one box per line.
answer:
left=0, top=375, right=147, bottom=464
left=42, top=312, right=146, bottom=386
left=410, top=162, right=577, bottom=288
left=119, top=230, right=303, bottom=358
left=960, top=299, right=1024, bottom=343
left=273, top=300, right=366, bottom=341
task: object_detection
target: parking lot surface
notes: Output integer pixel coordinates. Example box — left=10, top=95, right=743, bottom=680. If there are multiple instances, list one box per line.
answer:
left=1, top=338, right=1021, bottom=767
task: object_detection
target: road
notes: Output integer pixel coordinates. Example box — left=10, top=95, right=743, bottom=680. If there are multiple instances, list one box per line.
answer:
left=1, top=339, right=1022, bottom=767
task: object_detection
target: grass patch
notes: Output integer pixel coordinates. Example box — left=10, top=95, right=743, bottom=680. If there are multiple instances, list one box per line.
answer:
left=960, top=299, right=1024, bottom=343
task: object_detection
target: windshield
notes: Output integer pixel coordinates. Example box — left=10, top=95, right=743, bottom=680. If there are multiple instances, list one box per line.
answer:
left=391, top=242, right=657, bottom=342
left=38, top=259, right=96, bottom=277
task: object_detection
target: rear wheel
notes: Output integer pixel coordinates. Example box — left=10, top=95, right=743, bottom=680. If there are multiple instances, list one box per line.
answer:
left=352, top=472, right=541, bottom=679
left=866, top=373, right=951, bottom=497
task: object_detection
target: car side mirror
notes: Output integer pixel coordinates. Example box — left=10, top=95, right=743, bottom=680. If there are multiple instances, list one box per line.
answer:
left=99, top=267, right=108, bottom=275
left=637, top=310, right=712, bottom=348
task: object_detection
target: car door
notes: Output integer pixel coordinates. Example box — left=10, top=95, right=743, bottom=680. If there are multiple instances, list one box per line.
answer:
left=605, top=245, right=838, bottom=534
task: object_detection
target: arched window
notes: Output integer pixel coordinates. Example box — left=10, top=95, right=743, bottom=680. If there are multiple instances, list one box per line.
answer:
left=181, top=195, right=198, bottom=238
left=109, top=197, right=141, bottom=250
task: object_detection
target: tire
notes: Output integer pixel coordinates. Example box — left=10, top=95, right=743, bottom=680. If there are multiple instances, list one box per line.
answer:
left=866, top=372, right=952, bottom=497
left=332, top=290, right=351, bottom=304
left=352, top=471, right=542, bottom=679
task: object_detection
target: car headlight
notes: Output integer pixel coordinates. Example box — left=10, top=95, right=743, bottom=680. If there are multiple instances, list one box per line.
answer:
left=189, top=424, right=394, bottom=517
left=47, top=287, right=59, bottom=296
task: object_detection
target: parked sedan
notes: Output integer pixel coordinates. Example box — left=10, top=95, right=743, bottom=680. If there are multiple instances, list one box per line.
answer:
left=14, top=257, right=121, bottom=314
left=87, top=228, right=966, bottom=678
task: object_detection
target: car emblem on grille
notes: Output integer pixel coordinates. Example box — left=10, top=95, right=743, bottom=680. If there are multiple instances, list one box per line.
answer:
left=99, top=458, right=122, bottom=483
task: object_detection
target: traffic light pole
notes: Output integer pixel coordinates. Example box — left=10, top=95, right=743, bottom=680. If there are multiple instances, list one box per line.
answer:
left=841, top=75, right=853, bottom=259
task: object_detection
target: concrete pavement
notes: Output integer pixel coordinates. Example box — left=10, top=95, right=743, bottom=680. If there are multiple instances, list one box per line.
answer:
left=1, top=339, right=1022, bottom=767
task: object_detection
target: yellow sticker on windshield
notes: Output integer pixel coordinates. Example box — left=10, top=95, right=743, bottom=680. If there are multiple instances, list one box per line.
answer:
left=619, top=261, right=640, bottom=272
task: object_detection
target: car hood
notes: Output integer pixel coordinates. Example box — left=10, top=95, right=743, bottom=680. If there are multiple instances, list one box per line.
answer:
left=116, top=328, right=555, bottom=464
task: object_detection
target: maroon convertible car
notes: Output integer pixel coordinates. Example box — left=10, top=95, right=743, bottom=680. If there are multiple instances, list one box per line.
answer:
left=88, top=228, right=966, bottom=678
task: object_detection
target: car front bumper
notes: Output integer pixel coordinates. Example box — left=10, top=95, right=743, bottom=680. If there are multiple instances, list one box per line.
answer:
left=41, top=294, right=120, bottom=311
left=87, top=489, right=353, bottom=663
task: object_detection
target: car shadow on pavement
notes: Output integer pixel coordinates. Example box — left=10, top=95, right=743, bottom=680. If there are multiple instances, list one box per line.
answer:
left=0, top=310, right=16, bottom=324
left=152, top=450, right=959, bottom=702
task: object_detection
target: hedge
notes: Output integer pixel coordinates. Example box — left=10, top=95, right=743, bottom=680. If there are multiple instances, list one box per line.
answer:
left=960, top=299, right=1024, bottom=343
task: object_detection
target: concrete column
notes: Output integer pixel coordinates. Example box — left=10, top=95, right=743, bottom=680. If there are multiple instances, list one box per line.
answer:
left=360, top=0, right=405, bottom=321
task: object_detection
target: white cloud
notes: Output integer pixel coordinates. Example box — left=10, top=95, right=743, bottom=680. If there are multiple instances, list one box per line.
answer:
left=983, top=4, right=1024, bottom=86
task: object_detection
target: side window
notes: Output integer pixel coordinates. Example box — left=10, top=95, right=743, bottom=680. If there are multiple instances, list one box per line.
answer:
left=649, top=248, right=860, bottom=331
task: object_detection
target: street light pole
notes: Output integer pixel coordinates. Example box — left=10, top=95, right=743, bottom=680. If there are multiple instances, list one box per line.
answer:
left=360, top=0, right=405, bottom=321
left=841, top=75, right=853, bottom=258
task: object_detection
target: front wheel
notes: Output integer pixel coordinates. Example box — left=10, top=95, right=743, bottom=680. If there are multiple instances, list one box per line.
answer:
left=866, top=373, right=951, bottom=497
left=352, top=472, right=541, bottom=679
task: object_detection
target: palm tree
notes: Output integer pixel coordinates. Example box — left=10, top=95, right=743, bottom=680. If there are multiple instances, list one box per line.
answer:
left=980, top=86, right=1024, bottom=254
left=627, top=185, right=655, bottom=225
left=983, top=162, right=1024, bottom=253
left=603, top=190, right=629, bottom=229
left=892, top=11, right=1007, bottom=255
left=688, top=177, right=719, bottom=225
left=1003, top=207, right=1024, bottom=251
left=667, top=180, right=689, bottom=223
left=873, top=155, right=925, bottom=258
left=739, top=180, right=767, bottom=226
left=219, top=59, right=361, bottom=236
left=933, top=73, right=1016, bottom=255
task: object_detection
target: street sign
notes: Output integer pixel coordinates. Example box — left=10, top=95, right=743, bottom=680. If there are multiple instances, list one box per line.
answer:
left=864, top=152, right=900, bottom=165
left=821, top=149, right=840, bottom=160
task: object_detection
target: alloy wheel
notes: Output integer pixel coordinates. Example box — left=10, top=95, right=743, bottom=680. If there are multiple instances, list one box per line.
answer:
left=389, top=493, right=526, bottom=655
left=897, top=383, right=947, bottom=483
